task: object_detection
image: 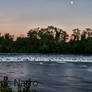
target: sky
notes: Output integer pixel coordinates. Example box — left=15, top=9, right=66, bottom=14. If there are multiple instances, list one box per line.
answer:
left=0, top=0, right=92, bottom=36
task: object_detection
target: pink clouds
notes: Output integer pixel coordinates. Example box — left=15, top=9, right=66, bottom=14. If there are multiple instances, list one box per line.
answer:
left=0, top=13, right=28, bottom=37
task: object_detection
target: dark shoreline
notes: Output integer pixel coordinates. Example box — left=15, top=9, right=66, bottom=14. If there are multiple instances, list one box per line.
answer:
left=0, top=53, right=92, bottom=56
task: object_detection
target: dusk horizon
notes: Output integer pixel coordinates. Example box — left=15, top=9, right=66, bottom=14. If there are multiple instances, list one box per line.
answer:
left=0, top=0, right=92, bottom=36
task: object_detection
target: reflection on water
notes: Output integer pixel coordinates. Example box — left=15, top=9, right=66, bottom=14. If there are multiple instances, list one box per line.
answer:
left=0, top=54, right=92, bottom=92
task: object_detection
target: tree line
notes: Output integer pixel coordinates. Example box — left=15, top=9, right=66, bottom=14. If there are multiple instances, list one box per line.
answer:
left=0, top=26, right=92, bottom=54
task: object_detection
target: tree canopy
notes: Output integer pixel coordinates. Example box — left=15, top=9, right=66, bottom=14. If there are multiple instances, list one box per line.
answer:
left=0, top=26, right=92, bottom=54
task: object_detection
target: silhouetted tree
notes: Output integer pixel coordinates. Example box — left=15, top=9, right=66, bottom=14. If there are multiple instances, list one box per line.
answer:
left=0, top=26, right=92, bottom=54
left=71, top=28, right=81, bottom=41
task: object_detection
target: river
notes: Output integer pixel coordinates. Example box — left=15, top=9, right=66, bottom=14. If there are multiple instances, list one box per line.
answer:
left=0, top=54, right=92, bottom=92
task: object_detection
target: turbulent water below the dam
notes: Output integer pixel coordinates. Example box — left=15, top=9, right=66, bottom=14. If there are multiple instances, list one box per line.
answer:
left=0, top=54, right=92, bottom=92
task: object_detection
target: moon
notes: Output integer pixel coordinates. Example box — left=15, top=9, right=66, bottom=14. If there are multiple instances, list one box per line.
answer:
left=70, top=0, right=74, bottom=5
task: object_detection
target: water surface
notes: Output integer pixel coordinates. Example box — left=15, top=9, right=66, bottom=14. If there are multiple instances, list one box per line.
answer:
left=0, top=54, right=92, bottom=92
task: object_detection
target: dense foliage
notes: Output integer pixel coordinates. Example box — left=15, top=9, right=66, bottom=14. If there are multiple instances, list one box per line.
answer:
left=0, top=26, right=92, bottom=54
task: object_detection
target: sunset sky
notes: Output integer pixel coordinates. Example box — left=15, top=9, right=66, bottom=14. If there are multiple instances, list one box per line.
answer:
left=0, top=0, right=92, bottom=36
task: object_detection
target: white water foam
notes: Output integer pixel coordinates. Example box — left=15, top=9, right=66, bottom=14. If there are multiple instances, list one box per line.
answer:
left=0, top=54, right=92, bottom=63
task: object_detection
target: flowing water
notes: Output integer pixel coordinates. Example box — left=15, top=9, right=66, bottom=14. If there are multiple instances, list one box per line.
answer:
left=0, top=54, right=92, bottom=92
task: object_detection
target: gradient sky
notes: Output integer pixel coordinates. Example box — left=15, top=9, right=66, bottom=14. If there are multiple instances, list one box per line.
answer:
left=0, top=0, right=92, bottom=36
